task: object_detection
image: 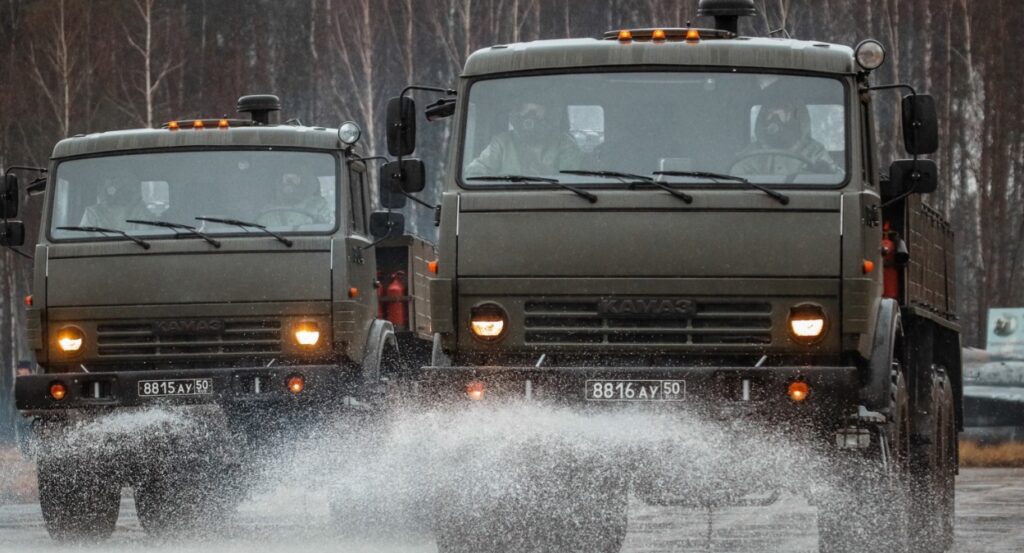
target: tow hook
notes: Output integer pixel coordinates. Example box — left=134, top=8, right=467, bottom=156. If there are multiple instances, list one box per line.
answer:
left=835, top=405, right=886, bottom=449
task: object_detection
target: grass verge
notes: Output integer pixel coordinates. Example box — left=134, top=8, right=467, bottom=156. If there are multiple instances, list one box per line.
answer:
left=0, top=446, right=37, bottom=504
left=959, top=440, right=1024, bottom=468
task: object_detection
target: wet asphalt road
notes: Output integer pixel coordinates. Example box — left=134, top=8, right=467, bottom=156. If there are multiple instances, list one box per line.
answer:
left=0, top=468, right=1020, bottom=553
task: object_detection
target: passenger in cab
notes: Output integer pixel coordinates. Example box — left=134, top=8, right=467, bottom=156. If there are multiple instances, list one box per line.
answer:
left=256, top=171, right=331, bottom=227
left=79, top=172, right=153, bottom=229
left=465, top=100, right=583, bottom=178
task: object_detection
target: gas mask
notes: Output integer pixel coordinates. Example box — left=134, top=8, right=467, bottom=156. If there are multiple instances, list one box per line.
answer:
left=511, top=106, right=550, bottom=140
left=279, top=173, right=302, bottom=203
left=104, top=178, right=137, bottom=206
left=762, top=108, right=801, bottom=149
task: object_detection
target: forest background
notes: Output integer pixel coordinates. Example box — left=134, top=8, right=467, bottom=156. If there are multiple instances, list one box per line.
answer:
left=1, top=0, right=1022, bottom=439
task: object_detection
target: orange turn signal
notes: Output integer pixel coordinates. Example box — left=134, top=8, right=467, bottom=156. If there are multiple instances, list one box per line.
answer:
left=862, top=260, right=875, bottom=274
left=49, top=382, right=67, bottom=401
left=788, top=381, right=809, bottom=402
left=348, top=287, right=359, bottom=298
left=24, top=295, right=32, bottom=307
left=287, top=375, right=305, bottom=394
left=428, top=260, right=439, bottom=274
left=466, top=381, right=486, bottom=401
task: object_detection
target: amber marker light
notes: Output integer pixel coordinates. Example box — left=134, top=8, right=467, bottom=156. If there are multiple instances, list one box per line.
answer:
left=788, top=381, right=810, bottom=402
left=56, top=327, right=84, bottom=353
left=24, top=295, right=32, bottom=307
left=686, top=28, right=701, bottom=42
left=168, top=121, right=180, bottom=131
left=618, top=30, right=633, bottom=42
left=348, top=287, right=360, bottom=298
left=862, top=260, right=876, bottom=274
left=218, top=118, right=230, bottom=129
left=466, top=381, right=486, bottom=401
left=293, top=322, right=321, bottom=347
left=652, top=29, right=667, bottom=41
left=428, top=260, right=439, bottom=274
left=193, top=119, right=204, bottom=129
left=287, top=375, right=305, bottom=394
left=49, top=382, right=67, bottom=401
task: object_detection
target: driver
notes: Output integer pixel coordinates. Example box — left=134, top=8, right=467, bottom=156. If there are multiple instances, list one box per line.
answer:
left=732, top=98, right=839, bottom=177
left=464, top=100, right=583, bottom=178
left=80, top=171, right=152, bottom=229
left=256, top=171, right=331, bottom=227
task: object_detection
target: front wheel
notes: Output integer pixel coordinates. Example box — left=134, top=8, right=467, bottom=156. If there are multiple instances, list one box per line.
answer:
left=37, top=455, right=121, bottom=542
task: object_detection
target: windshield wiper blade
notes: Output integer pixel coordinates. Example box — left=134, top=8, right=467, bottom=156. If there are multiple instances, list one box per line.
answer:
left=195, top=216, right=293, bottom=247
left=126, top=219, right=222, bottom=248
left=561, top=170, right=693, bottom=203
left=57, top=226, right=151, bottom=249
left=466, top=175, right=597, bottom=203
left=654, top=171, right=789, bottom=205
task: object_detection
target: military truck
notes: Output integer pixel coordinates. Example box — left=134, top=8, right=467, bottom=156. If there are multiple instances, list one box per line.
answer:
left=384, top=1, right=961, bottom=552
left=0, top=95, right=433, bottom=541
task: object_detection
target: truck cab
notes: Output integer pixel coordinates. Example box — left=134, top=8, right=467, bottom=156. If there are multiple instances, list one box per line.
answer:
left=3, top=95, right=433, bottom=540
left=393, top=2, right=961, bottom=552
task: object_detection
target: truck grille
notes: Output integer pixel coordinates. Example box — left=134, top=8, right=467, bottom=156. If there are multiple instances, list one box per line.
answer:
left=523, top=300, right=772, bottom=346
left=96, top=319, right=282, bottom=357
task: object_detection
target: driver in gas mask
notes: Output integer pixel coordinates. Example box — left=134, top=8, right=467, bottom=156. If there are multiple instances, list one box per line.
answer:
left=256, top=171, right=331, bottom=227
left=732, top=98, right=839, bottom=177
left=465, top=101, right=583, bottom=178
left=80, top=172, right=153, bottom=230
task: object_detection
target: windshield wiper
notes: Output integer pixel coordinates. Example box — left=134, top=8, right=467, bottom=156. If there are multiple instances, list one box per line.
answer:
left=561, top=170, right=693, bottom=204
left=195, top=216, right=293, bottom=247
left=57, top=226, right=151, bottom=249
left=126, top=219, right=222, bottom=248
left=653, top=171, right=790, bottom=205
left=466, top=175, right=597, bottom=203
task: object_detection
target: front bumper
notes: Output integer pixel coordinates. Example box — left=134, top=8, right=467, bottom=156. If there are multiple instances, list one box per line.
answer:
left=15, top=364, right=348, bottom=414
left=418, top=365, right=859, bottom=424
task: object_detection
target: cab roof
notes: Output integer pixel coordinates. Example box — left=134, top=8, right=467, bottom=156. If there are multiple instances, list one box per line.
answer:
left=51, top=125, right=347, bottom=160
left=462, top=36, right=855, bottom=78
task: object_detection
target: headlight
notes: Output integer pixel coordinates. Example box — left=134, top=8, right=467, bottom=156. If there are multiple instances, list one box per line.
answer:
left=788, top=305, right=827, bottom=343
left=855, top=39, right=886, bottom=71
left=469, top=304, right=508, bottom=341
left=56, top=327, right=84, bottom=353
left=293, top=322, right=321, bottom=347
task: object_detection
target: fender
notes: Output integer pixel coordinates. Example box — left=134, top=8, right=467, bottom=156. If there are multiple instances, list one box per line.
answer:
left=861, top=298, right=902, bottom=413
left=360, top=319, right=399, bottom=384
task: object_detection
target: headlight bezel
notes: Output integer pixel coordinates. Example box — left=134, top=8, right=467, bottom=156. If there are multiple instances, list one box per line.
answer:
left=468, top=303, right=509, bottom=342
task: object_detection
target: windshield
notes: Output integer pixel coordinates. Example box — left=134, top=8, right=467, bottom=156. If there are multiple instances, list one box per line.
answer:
left=461, top=72, right=847, bottom=187
left=50, top=150, right=338, bottom=240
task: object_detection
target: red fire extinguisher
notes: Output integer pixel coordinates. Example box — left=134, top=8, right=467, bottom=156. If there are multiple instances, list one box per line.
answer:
left=385, top=271, right=408, bottom=329
left=881, top=223, right=900, bottom=299
left=375, top=271, right=386, bottom=319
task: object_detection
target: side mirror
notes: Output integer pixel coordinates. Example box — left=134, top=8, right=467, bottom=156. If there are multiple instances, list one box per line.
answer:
left=1, top=174, right=18, bottom=218
left=369, top=212, right=405, bottom=239
left=382, top=159, right=425, bottom=194
left=386, top=96, right=416, bottom=157
left=902, top=94, right=939, bottom=155
left=0, top=220, right=25, bottom=247
left=425, top=98, right=456, bottom=122
left=378, top=169, right=407, bottom=210
left=884, top=159, right=938, bottom=197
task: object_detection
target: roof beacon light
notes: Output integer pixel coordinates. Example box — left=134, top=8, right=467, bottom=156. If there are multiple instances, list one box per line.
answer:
left=218, top=118, right=230, bottom=129
left=618, top=30, right=633, bottom=42
left=855, top=39, right=886, bottom=71
left=652, top=29, right=667, bottom=41
left=168, top=121, right=179, bottom=131
left=193, top=119, right=205, bottom=129
left=686, top=28, right=701, bottom=42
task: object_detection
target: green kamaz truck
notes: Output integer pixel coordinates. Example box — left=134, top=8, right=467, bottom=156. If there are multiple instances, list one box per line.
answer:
left=0, top=95, right=433, bottom=541
left=384, top=1, right=961, bottom=552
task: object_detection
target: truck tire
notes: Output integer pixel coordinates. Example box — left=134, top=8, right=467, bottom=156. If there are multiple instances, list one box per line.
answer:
left=37, top=455, right=121, bottom=542
left=908, top=369, right=956, bottom=553
left=818, top=364, right=911, bottom=553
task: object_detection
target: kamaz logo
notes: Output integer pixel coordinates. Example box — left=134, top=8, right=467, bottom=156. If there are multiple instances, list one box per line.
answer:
left=153, top=319, right=224, bottom=335
left=597, top=298, right=697, bottom=319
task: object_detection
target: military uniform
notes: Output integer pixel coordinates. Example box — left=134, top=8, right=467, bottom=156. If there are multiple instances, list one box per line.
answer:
left=465, top=132, right=583, bottom=177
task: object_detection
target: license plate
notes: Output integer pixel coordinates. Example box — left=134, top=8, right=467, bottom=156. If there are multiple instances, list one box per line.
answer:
left=585, top=380, right=685, bottom=401
left=138, top=378, right=214, bottom=397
